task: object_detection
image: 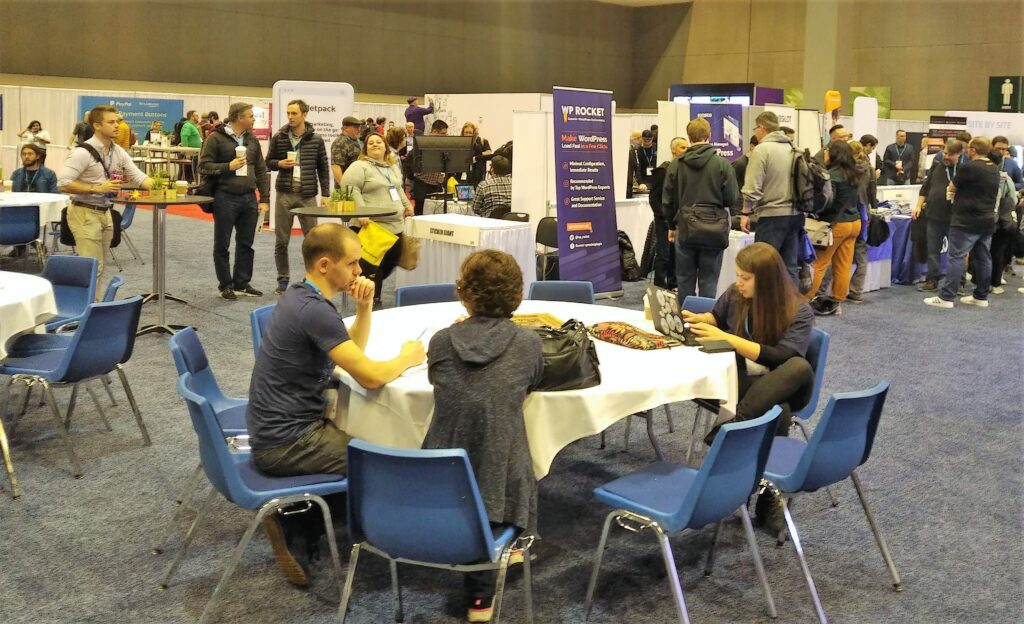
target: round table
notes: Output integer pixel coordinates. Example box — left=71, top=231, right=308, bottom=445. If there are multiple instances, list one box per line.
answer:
left=289, top=207, right=397, bottom=220
left=111, top=195, right=214, bottom=336
left=0, top=193, right=70, bottom=249
left=333, top=300, right=738, bottom=479
left=0, top=271, right=57, bottom=360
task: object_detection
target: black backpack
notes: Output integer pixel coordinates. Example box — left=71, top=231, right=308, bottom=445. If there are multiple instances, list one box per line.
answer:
left=791, top=147, right=833, bottom=216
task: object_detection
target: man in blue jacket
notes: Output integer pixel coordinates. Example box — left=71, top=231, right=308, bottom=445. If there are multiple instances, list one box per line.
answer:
left=404, top=96, right=435, bottom=134
left=992, top=136, right=1024, bottom=191
left=11, top=144, right=57, bottom=193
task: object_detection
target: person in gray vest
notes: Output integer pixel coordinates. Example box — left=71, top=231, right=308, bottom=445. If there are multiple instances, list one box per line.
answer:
left=266, top=99, right=331, bottom=294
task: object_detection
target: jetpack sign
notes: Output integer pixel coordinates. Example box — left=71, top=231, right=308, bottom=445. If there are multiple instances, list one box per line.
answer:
left=553, top=87, right=621, bottom=294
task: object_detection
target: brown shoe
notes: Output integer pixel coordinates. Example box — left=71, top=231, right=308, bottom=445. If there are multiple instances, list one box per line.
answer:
left=262, top=514, right=310, bottom=587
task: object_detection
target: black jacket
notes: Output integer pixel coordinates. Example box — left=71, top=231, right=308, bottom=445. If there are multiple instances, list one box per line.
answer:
left=198, top=125, right=270, bottom=199
left=265, top=123, right=330, bottom=198
left=648, top=161, right=670, bottom=222
left=731, top=154, right=749, bottom=207
left=951, top=159, right=1000, bottom=234
left=919, top=158, right=956, bottom=223
left=661, top=144, right=739, bottom=229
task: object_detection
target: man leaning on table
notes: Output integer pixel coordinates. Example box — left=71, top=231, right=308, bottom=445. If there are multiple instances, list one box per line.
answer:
left=247, top=223, right=425, bottom=587
left=57, top=105, right=154, bottom=294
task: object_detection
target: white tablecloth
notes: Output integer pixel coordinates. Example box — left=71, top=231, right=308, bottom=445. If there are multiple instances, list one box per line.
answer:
left=423, top=198, right=473, bottom=216
left=334, top=300, right=738, bottom=479
left=0, top=271, right=56, bottom=360
left=615, top=196, right=654, bottom=251
left=716, top=230, right=757, bottom=297
left=395, top=214, right=537, bottom=295
left=0, top=192, right=69, bottom=227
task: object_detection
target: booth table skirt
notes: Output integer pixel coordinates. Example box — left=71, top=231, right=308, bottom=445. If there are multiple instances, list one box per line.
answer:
left=395, top=214, right=536, bottom=295
left=333, top=300, right=738, bottom=479
left=0, top=271, right=56, bottom=360
left=888, top=215, right=943, bottom=284
left=615, top=197, right=653, bottom=253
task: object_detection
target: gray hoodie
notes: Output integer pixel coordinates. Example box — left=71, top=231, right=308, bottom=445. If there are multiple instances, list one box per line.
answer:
left=422, top=316, right=544, bottom=532
left=741, top=130, right=797, bottom=219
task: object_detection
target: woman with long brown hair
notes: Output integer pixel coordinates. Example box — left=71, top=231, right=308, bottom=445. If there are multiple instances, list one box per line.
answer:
left=682, top=242, right=815, bottom=438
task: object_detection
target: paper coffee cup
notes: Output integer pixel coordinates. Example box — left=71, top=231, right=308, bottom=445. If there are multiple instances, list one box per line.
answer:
left=287, top=150, right=297, bottom=161
left=2, top=180, right=12, bottom=192
left=235, top=146, right=247, bottom=176
left=175, top=180, right=188, bottom=193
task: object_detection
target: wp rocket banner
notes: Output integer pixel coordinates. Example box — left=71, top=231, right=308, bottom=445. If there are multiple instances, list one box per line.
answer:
left=553, top=87, right=621, bottom=294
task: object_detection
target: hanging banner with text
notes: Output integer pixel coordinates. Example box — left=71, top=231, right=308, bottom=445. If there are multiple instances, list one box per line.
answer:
left=78, top=96, right=183, bottom=140
left=690, top=103, right=744, bottom=162
left=553, top=86, right=621, bottom=295
left=272, top=80, right=355, bottom=187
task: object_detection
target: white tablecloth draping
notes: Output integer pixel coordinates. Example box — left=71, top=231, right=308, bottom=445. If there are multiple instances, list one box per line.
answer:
left=0, top=192, right=69, bottom=228
left=716, top=230, right=757, bottom=297
left=615, top=197, right=653, bottom=252
left=0, top=271, right=56, bottom=360
left=395, top=214, right=537, bottom=295
left=423, top=198, right=473, bottom=216
left=333, top=300, right=738, bottom=479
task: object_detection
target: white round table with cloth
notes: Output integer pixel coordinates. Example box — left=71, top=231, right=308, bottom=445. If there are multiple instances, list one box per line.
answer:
left=0, top=192, right=69, bottom=227
left=0, top=271, right=57, bottom=360
left=333, top=300, right=738, bottom=478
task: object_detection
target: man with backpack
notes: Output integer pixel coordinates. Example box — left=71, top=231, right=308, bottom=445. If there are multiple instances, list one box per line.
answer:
left=740, top=110, right=807, bottom=285
left=57, top=105, right=154, bottom=294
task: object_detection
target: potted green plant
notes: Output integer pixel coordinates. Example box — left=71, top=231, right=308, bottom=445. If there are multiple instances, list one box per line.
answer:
left=330, top=185, right=356, bottom=213
left=150, top=174, right=168, bottom=200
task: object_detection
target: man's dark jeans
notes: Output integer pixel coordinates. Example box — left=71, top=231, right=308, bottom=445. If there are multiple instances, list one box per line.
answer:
left=925, top=218, right=950, bottom=283
left=754, top=213, right=804, bottom=286
left=212, top=189, right=258, bottom=291
left=940, top=227, right=992, bottom=301
left=653, top=217, right=676, bottom=288
left=675, top=240, right=723, bottom=299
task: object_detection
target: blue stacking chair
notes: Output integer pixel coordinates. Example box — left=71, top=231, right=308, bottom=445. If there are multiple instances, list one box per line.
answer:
left=680, top=295, right=715, bottom=314
left=0, top=204, right=44, bottom=269
left=249, top=304, right=276, bottom=357
left=0, top=297, right=149, bottom=496
left=584, top=407, right=782, bottom=624
left=527, top=280, right=595, bottom=304
left=41, top=256, right=98, bottom=331
left=341, top=440, right=534, bottom=624
left=761, top=382, right=901, bottom=624
left=163, top=373, right=347, bottom=624
left=118, top=203, right=144, bottom=264
left=395, top=283, right=458, bottom=307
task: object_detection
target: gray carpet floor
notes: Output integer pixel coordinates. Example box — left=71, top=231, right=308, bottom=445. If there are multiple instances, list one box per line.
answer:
left=1, top=208, right=1022, bottom=624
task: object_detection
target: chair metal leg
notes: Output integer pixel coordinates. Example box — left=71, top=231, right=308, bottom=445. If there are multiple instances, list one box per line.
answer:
left=123, top=231, right=144, bottom=264
left=523, top=544, right=534, bottom=624
left=740, top=505, right=777, bottom=618
left=664, top=404, right=674, bottom=433
left=154, top=473, right=207, bottom=555
left=781, top=498, right=828, bottom=624
left=160, top=487, right=217, bottom=588
left=115, top=364, right=151, bottom=446
left=17, top=381, right=32, bottom=418
left=623, top=415, right=632, bottom=451
left=686, top=405, right=705, bottom=465
left=197, top=501, right=276, bottom=624
left=795, top=421, right=839, bottom=507
left=85, top=384, right=113, bottom=432
left=309, top=496, right=347, bottom=617
left=599, top=430, right=606, bottom=450
left=63, top=384, right=80, bottom=429
left=583, top=510, right=618, bottom=621
left=491, top=546, right=514, bottom=624
left=41, top=382, right=83, bottom=478
left=176, top=463, right=204, bottom=505
left=850, top=472, right=902, bottom=591
left=339, top=543, right=363, bottom=624
left=655, top=525, right=691, bottom=624
left=0, top=410, right=20, bottom=499
left=102, top=374, right=118, bottom=406
left=703, top=520, right=724, bottom=576
left=644, top=411, right=667, bottom=461
left=389, top=559, right=404, bottom=623
left=109, top=247, right=123, bottom=272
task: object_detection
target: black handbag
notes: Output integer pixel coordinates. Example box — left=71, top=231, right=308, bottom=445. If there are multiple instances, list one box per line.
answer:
left=59, top=206, right=122, bottom=248
left=530, top=319, right=601, bottom=392
left=678, top=204, right=730, bottom=249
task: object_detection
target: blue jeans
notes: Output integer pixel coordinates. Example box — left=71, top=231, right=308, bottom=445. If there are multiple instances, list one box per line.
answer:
left=939, top=227, right=992, bottom=301
left=212, top=190, right=258, bottom=291
left=754, top=213, right=804, bottom=286
left=653, top=217, right=676, bottom=288
left=925, top=218, right=949, bottom=283
left=675, top=241, right=724, bottom=299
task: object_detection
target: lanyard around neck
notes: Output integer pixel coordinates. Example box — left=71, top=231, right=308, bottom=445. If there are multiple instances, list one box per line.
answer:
left=303, top=279, right=322, bottom=296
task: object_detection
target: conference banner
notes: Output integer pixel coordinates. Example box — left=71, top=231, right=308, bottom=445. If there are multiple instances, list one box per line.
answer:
left=78, top=96, right=183, bottom=139
left=928, top=116, right=967, bottom=155
left=272, top=80, right=355, bottom=184
left=553, top=86, right=621, bottom=295
left=690, top=103, right=744, bottom=162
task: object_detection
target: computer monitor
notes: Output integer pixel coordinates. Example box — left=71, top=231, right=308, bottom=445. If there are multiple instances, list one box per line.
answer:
left=413, top=135, right=474, bottom=175
left=455, top=184, right=475, bottom=201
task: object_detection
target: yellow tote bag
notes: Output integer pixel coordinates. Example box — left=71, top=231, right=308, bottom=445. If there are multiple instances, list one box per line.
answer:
left=357, top=221, right=399, bottom=266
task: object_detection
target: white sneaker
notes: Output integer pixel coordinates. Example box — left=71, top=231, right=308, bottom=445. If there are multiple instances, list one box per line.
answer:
left=1018, top=287, right=1024, bottom=294
left=959, top=295, right=989, bottom=307
left=991, top=286, right=1005, bottom=295
left=923, top=296, right=953, bottom=309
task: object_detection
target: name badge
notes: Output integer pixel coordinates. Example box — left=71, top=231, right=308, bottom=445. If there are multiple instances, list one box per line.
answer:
left=388, top=186, right=401, bottom=202
left=646, top=167, right=654, bottom=177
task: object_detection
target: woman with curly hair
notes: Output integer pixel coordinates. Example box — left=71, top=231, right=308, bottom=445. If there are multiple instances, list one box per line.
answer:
left=421, top=249, right=544, bottom=623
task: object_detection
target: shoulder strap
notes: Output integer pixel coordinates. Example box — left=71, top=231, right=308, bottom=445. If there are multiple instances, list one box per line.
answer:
left=79, top=143, right=110, bottom=179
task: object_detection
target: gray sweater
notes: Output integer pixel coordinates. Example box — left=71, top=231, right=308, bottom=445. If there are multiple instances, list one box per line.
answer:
left=741, top=131, right=797, bottom=219
left=422, top=316, right=544, bottom=533
left=339, top=158, right=411, bottom=234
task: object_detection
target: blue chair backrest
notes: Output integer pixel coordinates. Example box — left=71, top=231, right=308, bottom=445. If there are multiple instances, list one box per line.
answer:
left=177, top=373, right=242, bottom=503
left=50, top=297, right=143, bottom=382
left=674, top=406, right=781, bottom=530
left=0, top=205, right=40, bottom=245
left=119, top=203, right=137, bottom=229
left=250, top=304, right=276, bottom=356
left=347, top=439, right=499, bottom=565
left=791, top=381, right=890, bottom=492
left=395, top=283, right=458, bottom=307
left=169, top=327, right=233, bottom=411
left=680, top=295, right=715, bottom=314
left=793, top=328, right=830, bottom=422
left=101, top=275, right=125, bottom=302
left=42, top=256, right=98, bottom=318
left=528, top=280, right=595, bottom=304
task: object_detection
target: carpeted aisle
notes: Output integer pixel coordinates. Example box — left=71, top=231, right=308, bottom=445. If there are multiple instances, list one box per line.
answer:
left=0, top=208, right=1021, bottom=624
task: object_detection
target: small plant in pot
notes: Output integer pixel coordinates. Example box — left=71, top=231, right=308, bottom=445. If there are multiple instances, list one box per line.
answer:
left=330, top=185, right=357, bottom=213
left=150, top=174, right=169, bottom=199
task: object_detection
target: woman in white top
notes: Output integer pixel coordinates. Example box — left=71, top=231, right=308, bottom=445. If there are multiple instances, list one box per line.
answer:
left=18, top=120, right=51, bottom=162
left=340, top=132, right=414, bottom=305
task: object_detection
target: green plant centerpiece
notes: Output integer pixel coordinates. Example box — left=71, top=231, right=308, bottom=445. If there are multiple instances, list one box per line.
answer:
left=330, top=185, right=357, bottom=213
